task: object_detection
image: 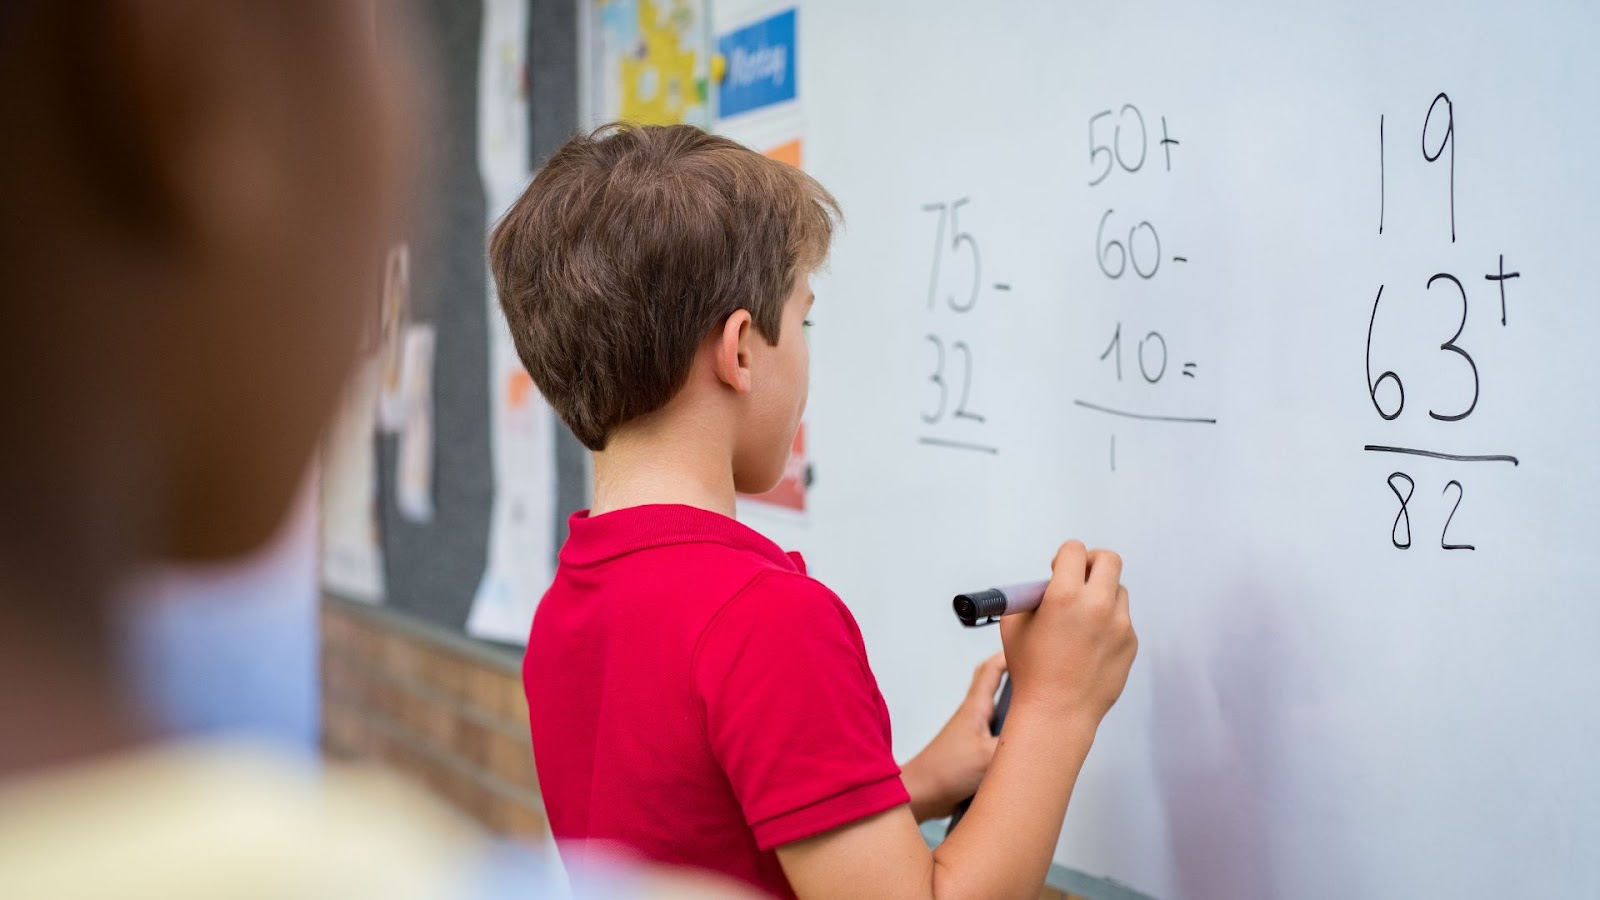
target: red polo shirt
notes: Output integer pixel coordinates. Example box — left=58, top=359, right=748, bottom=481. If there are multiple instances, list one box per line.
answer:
left=523, top=504, right=909, bottom=898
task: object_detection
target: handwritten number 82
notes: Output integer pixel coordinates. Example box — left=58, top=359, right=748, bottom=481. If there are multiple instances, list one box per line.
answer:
left=1387, top=474, right=1474, bottom=551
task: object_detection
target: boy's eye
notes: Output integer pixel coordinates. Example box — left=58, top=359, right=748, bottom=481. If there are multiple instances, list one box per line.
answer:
left=803, top=319, right=815, bottom=328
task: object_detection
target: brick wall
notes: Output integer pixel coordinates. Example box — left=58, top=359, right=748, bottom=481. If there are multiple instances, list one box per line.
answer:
left=320, top=598, right=545, bottom=839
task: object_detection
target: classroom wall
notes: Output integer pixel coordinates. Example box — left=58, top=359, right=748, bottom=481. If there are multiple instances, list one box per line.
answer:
left=320, top=597, right=544, bottom=838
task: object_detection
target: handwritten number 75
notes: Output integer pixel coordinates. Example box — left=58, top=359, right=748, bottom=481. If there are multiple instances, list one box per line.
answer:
left=921, top=199, right=981, bottom=312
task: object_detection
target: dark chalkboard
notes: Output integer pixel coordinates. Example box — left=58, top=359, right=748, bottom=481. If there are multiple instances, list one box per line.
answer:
left=357, top=0, right=585, bottom=645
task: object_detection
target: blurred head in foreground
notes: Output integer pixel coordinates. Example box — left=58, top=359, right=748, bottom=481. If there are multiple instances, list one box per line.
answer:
left=0, top=3, right=749, bottom=897
left=0, top=0, right=408, bottom=764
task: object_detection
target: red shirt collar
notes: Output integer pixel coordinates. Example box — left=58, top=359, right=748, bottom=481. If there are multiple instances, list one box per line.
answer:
left=560, top=504, right=805, bottom=573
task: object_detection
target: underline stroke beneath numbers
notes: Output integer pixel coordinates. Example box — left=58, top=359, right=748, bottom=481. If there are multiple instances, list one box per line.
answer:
left=1073, top=399, right=1218, bottom=425
left=1362, top=445, right=1520, bottom=466
left=919, top=436, right=1000, bottom=455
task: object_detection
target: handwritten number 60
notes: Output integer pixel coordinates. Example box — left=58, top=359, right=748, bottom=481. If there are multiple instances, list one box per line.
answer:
left=1097, top=210, right=1161, bottom=280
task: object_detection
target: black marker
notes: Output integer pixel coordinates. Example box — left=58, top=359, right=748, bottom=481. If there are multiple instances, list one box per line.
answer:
left=952, top=580, right=1047, bottom=627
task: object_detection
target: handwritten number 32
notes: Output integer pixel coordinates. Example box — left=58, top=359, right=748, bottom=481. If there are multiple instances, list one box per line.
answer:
left=923, top=335, right=984, bottom=424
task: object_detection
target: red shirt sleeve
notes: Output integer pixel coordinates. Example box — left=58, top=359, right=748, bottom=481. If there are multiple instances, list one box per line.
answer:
left=693, top=570, right=910, bottom=849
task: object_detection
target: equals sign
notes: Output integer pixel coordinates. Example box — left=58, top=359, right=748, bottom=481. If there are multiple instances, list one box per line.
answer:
left=1182, top=362, right=1198, bottom=378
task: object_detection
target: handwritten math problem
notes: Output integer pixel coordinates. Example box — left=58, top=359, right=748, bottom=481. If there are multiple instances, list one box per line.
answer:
left=1073, top=103, right=1216, bottom=471
left=903, top=94, right=1532, bottom=560
left=916, top=197, right=1007, bottom=455
left=1364, top=92, right=1523, bottom=551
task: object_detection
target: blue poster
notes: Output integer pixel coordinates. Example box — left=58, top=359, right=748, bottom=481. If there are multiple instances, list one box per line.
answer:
left=717, top=8, right=797, bottom=119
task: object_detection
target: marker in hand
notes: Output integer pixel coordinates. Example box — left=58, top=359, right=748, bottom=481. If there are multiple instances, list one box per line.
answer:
left=952, top=580, right=1048, bottom=627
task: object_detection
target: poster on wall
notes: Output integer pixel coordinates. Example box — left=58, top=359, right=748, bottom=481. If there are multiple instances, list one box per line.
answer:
left=394, top=324, right=436, bottom=524
left=319, top=352, right=387, bottom=603
left=588, top=0, right=713, bottom=126
left=715, top=6, right=797, bottom=120
left=466, top=0, right=558, bottom=643
left=375, top=242, right=412, bottom=433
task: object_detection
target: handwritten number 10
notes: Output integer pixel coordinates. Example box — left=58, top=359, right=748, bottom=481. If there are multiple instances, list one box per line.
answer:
left=1100, top=323, right=1168, bottom=383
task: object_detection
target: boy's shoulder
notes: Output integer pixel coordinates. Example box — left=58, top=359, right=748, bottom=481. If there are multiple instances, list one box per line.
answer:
left=700, top=564, right=861, bottom=657
left=551, top=503, right=859, bottom=640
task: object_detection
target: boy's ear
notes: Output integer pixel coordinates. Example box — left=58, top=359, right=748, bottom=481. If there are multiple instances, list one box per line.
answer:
left=712, top=310, right=755, bottom=395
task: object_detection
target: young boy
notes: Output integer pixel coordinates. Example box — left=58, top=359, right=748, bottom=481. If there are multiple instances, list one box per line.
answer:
left=493, top=124, right=1137, bottom=899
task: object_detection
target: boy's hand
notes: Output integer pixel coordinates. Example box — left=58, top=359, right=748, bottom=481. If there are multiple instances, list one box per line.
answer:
left=900, top=652, right=1005, bottom=821
left=1000, top=542, right=1136, bottom=729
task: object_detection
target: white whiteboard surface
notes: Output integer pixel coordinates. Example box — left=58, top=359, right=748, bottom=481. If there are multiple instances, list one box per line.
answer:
left=725, top=2, right=1600, bottom=897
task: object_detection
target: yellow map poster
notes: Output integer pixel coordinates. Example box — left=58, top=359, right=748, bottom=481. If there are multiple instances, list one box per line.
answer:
left=590, top=0, right=711, bottom=126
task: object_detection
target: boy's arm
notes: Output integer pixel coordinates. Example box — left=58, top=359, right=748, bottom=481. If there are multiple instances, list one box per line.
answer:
left=777, top=543, right=1135, bottom=900
left=777, top=704, right=1098, bottom=900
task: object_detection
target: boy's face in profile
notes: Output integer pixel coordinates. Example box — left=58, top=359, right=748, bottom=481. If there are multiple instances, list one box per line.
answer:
left=733, top=274, right=815, bottom=495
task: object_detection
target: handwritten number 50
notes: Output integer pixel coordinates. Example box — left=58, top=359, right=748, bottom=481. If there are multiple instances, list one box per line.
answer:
left=1088, top=105, right=1147, bottom=186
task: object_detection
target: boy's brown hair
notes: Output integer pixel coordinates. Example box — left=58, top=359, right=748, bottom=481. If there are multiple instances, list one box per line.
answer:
left=489, top=123, right=840, bottom=451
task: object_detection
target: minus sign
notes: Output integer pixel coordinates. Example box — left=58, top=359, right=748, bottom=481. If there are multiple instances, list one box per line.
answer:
left=992, top=283, right=1012, bottom=291
left=1172, top=256, right=1188, bottom=263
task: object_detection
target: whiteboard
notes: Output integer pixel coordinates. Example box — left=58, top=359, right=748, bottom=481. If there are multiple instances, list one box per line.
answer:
left=722, top=1, right=1600, bottom=897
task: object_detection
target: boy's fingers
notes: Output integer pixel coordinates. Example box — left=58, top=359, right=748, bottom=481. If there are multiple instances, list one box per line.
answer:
left=967, top=652, right=1006, bottom=703
left=1050, top=540, right=1089, bottom=587
left=1086, top=548, right=1123, bottom=594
